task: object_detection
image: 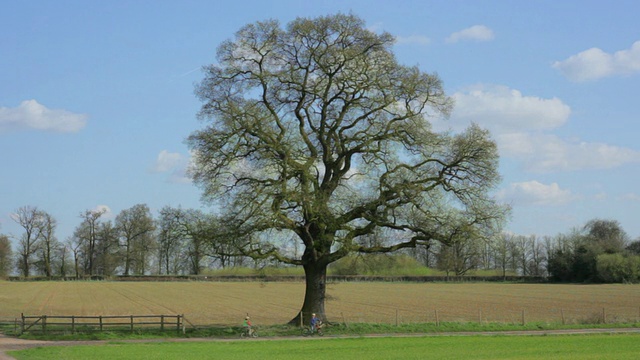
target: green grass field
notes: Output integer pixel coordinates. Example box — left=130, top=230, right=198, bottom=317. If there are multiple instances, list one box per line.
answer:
left=9, top=334, right=640, bottom=360
left=2, top=281, right=639, bottom=326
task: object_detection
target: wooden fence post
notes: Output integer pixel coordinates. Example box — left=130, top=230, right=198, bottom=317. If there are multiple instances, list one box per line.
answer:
left=18, top=314, right=192, bottom=335
left=521, top=310, right=525, bottom=326
left=435, top=310, right=439, bottom=327
left=341, top=312, right=348, bottom=328
left=602, top=308, right=606, bottom=324
left=561, top=309, right=565, bottom=325
left=395, top=309, right=399, bottom=326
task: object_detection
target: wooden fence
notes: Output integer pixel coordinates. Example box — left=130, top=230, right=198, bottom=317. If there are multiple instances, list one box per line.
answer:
left=19, top=314, right=184, bottom=335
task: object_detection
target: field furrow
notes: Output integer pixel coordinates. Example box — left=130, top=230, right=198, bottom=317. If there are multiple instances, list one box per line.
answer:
left=2, top=281, right=639, bottom=326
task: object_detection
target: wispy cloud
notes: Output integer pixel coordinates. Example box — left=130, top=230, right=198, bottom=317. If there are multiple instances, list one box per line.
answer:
left=620, top=193, right=640, bottom=202
left=497, top=181, right=577, bottom=206
left=553, top=40, right=640, bottom=82
left=498, top=132, right=640, bottom=173
left=0, top=100, right=88, bottom=133
left=395, top=34, right=431, bottom=46
left=449, top=84, right=571, bottom=133
left=445, top=84, right=640, bottom=173
left=446, top=25, right=494, bottom=43
left=151, top=150, right=192, bottom=183
left=151, top=150, right=184, bottom=173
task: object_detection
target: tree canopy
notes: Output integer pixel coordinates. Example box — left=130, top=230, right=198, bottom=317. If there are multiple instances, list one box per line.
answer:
left=187, top=13, right=508, bottom=323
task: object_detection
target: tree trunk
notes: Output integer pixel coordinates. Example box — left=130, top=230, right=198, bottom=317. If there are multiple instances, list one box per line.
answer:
left=74, top=255, right=79, bottom=279
left=124, top=242, right=131, bottom=276
left=21, top=253, right=29, bottom=277
left=289, top=259, right=328, bottom=326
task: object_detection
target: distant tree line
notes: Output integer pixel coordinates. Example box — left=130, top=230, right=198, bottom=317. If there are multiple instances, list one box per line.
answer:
left=1, top=204, right=253, bottom=278
left=404, top=218, right=639, bottom=282
left=1, top=206, right=638, bottom=282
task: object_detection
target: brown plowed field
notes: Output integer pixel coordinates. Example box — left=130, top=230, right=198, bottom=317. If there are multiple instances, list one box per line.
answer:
left=1, top=281, right=639, bottom=326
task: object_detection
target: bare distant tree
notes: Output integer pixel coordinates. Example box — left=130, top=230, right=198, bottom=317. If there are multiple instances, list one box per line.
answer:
left=55, top=242, right=70, bottom=278
left=12, top=206, right=46, bottom=277
left=95, top=221, right=121, bottom=276
left=115, top=204, right=155, bottom=276
left=34, top=212, right=58, bottom=278
left=528, top=236, right=547, bottom=276
left=67, top=236, right=83, bottom=278
left=0, top=234, right=12, bottom=276
left=493, top=233, right=516, bottom=279
left=157, top=206, right=188, bottom=275
left=513, top=235, right=533, bottom=276
left=156, top=207, right=213, bottom=275
left=436, top=235, right=482, bottom=277
left=75, top=208, right=106, bottom=276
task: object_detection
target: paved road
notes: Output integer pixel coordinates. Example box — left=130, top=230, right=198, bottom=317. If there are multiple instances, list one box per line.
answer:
left=2, top=328, right=640, bottom=360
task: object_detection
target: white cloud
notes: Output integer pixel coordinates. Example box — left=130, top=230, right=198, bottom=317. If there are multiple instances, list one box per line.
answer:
left=152, top=150, right=184, bottom=173
left=448, top=84, right=571, bottom=133
left=497, top=132, right=640, bottom=173
left=446, top=25, right=494, bottom=43
left=168, top=170, right=192, bottom=184
left=594, top=192, right=608, bottom=201
left=395, top=35, right=431, bottom=46
left=443, top=84, right=640, bottom=173
left=0, top=100, right=87, bottom=133
left=92, top=205, right=114, bottom=219
left=620, top=193, right=640, bottom=202
left=151, top=150, right=192, bottom=183
left=497, top=181, right=576, bottom=206
left=553, top=40, right=640, bottom=81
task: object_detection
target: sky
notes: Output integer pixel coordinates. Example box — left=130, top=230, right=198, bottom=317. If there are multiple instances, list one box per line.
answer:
left=2, top=0, right=640, bottom=247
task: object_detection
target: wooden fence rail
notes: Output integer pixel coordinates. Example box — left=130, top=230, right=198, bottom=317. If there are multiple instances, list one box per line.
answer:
left=20, top=314, right=184, bottom=335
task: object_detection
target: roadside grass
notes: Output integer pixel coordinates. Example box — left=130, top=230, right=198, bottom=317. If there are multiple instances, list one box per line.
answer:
left=9, top=333, right=640, bottom=360
left=8, top=321, right=640, bottom=341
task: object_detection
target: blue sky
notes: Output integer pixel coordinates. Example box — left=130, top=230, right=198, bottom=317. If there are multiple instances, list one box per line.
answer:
left=2, top=0, right=639, bottom=246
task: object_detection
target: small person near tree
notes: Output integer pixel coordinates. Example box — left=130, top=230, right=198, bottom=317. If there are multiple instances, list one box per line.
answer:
left=243, top=316, right=252, bottom=335
left=310, top=313, right=320, bottom=332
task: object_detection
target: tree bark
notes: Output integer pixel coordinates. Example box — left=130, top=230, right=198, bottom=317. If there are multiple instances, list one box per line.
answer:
left=289, top=259, right=328, bottom=325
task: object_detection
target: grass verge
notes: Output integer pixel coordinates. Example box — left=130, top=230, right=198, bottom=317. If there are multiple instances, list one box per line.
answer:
left=8, top=333, right=640, bottom=360
left=6, top=321, right=640, bottom=341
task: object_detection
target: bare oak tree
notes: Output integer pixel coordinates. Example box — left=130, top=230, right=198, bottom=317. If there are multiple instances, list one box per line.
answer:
left=12, top=206, right=47, bottom=277
left=0, top=234, right=12, bottom=276
left=35, top=211, right=58, bottom=278
left=188, top=14, right=507, bottom=323
left=75, top=208, right=106, bottom=276
left=115, top=204, right=155, bottom=276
